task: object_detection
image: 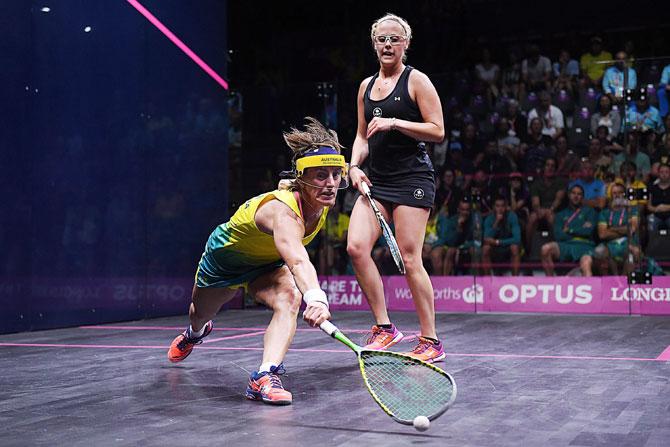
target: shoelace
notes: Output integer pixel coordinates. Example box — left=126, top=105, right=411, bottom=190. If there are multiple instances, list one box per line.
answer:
left=266, top=373, right=284, bottom=389
left=262, top=363, right=287, bottom=389
left=413, top=339, right=433, bottom=354
left=367, top=326, right=391, bottom=345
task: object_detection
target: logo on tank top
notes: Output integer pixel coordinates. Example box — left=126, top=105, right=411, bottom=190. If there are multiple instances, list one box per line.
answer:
left=373, top=107, right=382, bottom=117
left=394, top=96, right=401, bottom=101
left=413, top=188, right=425, bottom=200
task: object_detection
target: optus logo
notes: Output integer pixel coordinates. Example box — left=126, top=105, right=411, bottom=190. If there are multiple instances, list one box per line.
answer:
left=498, top=284, right=592, bottom=304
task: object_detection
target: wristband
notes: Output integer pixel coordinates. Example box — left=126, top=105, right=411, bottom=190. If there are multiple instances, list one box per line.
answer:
left=303, top=289, right=329, bottom=307
left=349, top=164, right=362, bottom=171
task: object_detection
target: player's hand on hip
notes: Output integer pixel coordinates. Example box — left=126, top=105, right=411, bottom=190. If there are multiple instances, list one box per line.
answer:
left=303, top=302, right=331, bottom=327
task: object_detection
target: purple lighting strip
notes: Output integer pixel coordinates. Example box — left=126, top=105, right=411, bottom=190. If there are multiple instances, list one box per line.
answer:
left=126, top=0, right=229, bottom=90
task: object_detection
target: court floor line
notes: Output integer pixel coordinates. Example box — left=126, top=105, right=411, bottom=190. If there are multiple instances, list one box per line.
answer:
left=203, top=331, right=266, bottom=343
left=1, top=342, right=667, bottom=362
left=79, top=325, right=371, bottom=333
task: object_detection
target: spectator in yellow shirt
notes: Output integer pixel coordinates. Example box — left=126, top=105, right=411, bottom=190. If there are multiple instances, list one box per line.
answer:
left=580, top=36, right=612, bottom=86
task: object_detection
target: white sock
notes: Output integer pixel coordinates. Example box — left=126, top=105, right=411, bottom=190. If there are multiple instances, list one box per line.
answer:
left=258, top=362, right=276, bottom=373
left=189, top=324, right=206, bottom=338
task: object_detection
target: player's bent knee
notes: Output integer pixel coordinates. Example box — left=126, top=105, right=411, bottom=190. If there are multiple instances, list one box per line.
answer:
left=347, top=240, right=372, bottom=261
left=401, top=252, right=422, bottom=272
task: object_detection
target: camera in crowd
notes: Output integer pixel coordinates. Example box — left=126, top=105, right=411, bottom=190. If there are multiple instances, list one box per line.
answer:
left=627, top=187, right=648, bottom=202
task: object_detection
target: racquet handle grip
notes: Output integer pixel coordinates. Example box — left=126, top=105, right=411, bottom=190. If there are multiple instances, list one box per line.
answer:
left=319, top=320, right=339, bottom=336
left=361, top=182, right=371, bottom=195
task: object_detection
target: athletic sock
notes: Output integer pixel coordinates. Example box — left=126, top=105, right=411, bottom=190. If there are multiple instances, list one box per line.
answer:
left=188, top=324, right=206, bottom=339
left=258, top=362, right=276, bottom=373
left=377, top=323, right=393, bottom=330
left=421, top=336, right=440, bottom=345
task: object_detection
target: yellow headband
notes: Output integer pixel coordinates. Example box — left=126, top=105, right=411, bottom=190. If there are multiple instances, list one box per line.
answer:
left=295, top=154, right=347, bottom=177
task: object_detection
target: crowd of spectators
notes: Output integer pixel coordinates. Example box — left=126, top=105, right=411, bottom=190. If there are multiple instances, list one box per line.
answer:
left=312, top=35, right=670, bottom=277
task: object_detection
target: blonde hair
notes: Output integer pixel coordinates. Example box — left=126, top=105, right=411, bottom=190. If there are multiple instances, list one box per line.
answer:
left=279, top=117, right=344, bottom=191
left=370, top=13, right=412, bottom=62
left=370, top=13, right=412, bottom=43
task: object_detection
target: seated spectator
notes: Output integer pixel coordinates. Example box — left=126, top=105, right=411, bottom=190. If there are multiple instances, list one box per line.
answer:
left=435, top=167, right=463, bottom=217
left=482, top=196, right=522, bottom=275
left=442, top=199, right=475, bottom=276
left=477, top=139, right=513, bottom=189
left=474, top=48, right=501, bottom=107
left=505, top=171, right=531, bottom=223
left=504, top=99, right=527, bottom=140
left=552, top=49, right=579, bottom=92
left=580, top=36, right=613, bottom=87
left=541, top=184, right=597, bottom=276
left=461, top=122, right=485, bottom=161
left=659, top=63, right=670, bottom=117
left=602, top=51, right=637, bottom=104
left=595, top=125, right=624, bottom=157
left=650, top=134, right=670, bottom=177
left=443, top=141, right=475, bottom=190
left=570, top=160, right=607, bottom=210
left=522, top=117, right=554, bottom=176
left=590, top=95, right=622, bottom=139
left=522, top=44, right=552, bottom=92
left=318, top=199, right=349, bottom=275
left=501, top=48, right=523, bottom=100
left=469, top=169, right=497, bottom=217
left=527, top=91, right=565, bottom=140
left=595, top=182, right=640, bottom=275
left=607, top=161, right=647, bottom=209
left=495, top=117, right=521, bottom=168
left=626, top=89, right=665, bottom=135
left=610, top=130, right=651, bottom=184
left=555, top=135, right=581, bottom=180
left=647, top=163, right=670, bottom=231
left=586, top=138, right=613, bottom=180
left=526, top=157, right=567, bottom=250
left=423, top=205, right=439, bottom=274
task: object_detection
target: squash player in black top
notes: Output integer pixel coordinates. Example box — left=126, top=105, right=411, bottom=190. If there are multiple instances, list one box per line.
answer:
left=347, top=13, right=446, bottom=363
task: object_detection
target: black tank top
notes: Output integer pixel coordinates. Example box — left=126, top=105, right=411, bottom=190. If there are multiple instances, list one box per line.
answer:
left=364, top=66, right=433, bottom=178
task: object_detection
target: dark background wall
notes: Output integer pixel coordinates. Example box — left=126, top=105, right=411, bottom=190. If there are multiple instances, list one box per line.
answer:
left=0, top=1, right=229, bottom=333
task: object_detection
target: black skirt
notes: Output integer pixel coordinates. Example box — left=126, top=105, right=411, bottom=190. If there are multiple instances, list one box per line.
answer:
left=368, top=171, right=435, bottom=208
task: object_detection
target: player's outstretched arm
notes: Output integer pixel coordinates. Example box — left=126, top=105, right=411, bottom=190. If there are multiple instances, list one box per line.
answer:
left=270, top=205, right=330, bottom=326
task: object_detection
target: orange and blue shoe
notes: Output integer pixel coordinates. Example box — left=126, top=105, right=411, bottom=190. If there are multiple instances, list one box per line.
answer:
left=167, top=320, right=213, bottom=363
left=364, top=324, right=404, bottom=350
left=404, top=336, right=446, bottom=363
left=245, top=364, right=292, bottom=405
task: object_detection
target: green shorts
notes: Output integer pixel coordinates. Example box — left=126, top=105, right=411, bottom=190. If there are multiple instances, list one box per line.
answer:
left=557, top=241, right=594, bottom=262
left=195, top=250, right=284, bottom=290
left=606, top=238, right=628, bottom=261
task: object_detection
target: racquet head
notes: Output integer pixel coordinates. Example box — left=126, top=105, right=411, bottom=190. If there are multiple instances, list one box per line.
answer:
left=358, top=350, right=456, bottom=424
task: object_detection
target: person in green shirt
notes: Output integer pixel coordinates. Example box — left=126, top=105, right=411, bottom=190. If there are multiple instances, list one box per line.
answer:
left=595, top=182, right=640, bottom=275
left=482, top=196, right=521, bottom=275
left=438, top=198, right=475, bottom=275
left=541, top=184, right=597, bottom=276
left=526, top=157, right=567, bottom=250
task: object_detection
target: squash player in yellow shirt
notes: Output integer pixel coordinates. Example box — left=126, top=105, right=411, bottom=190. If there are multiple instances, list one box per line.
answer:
left=167, top=118, right=347, bottom=405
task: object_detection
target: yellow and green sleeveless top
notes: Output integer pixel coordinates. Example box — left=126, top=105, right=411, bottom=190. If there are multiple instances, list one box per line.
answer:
left=196, top=189, right=328, bottom=288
